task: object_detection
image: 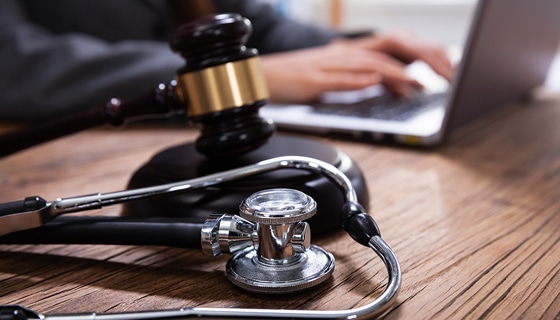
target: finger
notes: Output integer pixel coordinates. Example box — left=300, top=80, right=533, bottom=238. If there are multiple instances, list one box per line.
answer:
left=417, top=50, right=454, bottom=81
left=326, top=50, right=415, bottom=82
left=358, top=32, right=456, bottom=82
left=357, top=52, right=425, bottom=86
left=330, top=49, right=431, bottom=96
left=314, top=71, right=383, bottom=92
left=383, top=77, right=424, bottom=97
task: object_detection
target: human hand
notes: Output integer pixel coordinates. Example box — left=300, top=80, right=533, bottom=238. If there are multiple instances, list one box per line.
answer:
left=261, top=42, right=422, bottom=103
left=339, top=30, right=454, bottom=83
left=260, top=30, right=453, bottom=103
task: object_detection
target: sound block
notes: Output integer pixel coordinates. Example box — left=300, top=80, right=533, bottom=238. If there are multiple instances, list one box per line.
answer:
left=122, top=134, right=369, bottom=234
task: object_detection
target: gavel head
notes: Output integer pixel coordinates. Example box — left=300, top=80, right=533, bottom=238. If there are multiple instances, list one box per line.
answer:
left=170, top=13, right=275, bottom=158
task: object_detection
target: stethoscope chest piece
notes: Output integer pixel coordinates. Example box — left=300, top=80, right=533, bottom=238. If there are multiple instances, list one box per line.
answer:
left=226, top=188, right=335, bottom=293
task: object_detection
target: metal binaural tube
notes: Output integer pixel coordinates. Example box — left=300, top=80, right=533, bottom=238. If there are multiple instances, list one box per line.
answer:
left=49, top=156, right=358, bottom=216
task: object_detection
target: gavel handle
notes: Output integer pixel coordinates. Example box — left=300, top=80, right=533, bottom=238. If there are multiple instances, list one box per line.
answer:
left=0, top=81, right=182, bottom=158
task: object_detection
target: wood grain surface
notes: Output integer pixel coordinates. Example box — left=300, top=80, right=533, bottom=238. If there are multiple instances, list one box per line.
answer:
left=0, top=91, right=559, bottom=319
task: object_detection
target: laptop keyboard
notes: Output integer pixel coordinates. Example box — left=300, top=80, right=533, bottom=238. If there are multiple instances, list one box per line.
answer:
left=311, top=91, right=448, bottom=121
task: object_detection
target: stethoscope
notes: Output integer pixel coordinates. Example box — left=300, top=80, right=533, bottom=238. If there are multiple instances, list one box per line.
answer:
left=0, top=156, right=401, bottom=319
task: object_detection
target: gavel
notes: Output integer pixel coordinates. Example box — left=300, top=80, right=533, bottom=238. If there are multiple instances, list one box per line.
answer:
left=0, top=13, right=275, bottom=158
left=0, top=13, right=370, bottom=235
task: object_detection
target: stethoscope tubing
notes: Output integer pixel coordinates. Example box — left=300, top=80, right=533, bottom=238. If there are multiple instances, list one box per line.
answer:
left=0, top=155, right=401, bottom=319
left=0, top=155, right=356, bottom=249
left=7, top=235, right=399, bottom=320
left=0, top=216, right=206, bottom=249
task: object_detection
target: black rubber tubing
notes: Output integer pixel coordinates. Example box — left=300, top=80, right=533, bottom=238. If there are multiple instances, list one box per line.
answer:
left=0, top=216, right=206, bottom=249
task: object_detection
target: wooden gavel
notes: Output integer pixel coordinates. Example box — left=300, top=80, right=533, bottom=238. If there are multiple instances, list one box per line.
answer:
left=0, top=13, right=275, bottom=158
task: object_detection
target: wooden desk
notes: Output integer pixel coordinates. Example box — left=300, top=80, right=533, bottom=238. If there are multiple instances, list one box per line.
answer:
left=1, top=90, right=560, bottom=319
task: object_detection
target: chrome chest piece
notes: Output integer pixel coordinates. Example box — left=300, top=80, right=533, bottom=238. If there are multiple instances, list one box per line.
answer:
left=202, top=188, right=335, bottom=293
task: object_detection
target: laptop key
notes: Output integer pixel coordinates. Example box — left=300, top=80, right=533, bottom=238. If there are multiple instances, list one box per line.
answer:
left=312, top=91, right=447, bottom=121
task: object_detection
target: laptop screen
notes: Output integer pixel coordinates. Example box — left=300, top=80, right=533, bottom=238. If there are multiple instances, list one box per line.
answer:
left=443, top=0, right=560, bottom=134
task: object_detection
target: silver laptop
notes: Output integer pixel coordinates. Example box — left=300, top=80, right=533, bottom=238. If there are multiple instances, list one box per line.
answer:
left=260, top=0, right=560, bottom=146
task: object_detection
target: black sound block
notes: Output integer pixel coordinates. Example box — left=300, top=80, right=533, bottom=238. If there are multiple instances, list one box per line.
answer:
left=122, top=134, right=369, bottom=234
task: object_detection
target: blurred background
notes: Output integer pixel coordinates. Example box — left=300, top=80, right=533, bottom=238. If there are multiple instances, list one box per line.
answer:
left=260, top=0, right=560, bottom=91
left=260, top=0, right=477, bottom=47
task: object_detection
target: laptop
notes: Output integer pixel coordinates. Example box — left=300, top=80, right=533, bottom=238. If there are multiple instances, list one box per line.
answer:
left=260, top=0, right=560, bottom=146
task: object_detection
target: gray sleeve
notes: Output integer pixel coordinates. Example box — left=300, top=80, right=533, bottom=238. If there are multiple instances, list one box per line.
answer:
left=212, top=0, right=339, bottom=54
left=0, top=0, right=184, bottom=122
